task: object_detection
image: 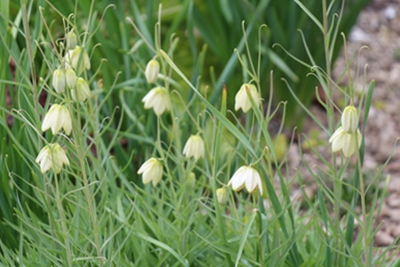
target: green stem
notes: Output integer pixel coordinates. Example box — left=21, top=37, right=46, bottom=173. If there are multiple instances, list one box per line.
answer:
left=211, top=87, right=233, bottom=265
left=54, top=172, right=72, bottom=267
left=322, top=0, right=341, bottom=264
left=357, top=156, right=369, bottom=267
left=255, top=205, right=264, bottom=267
left=66, top=91, right=103, bottom=266
left=21, top=1, right=41, bottom=148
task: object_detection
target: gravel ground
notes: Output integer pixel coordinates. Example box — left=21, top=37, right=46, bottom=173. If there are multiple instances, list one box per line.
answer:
left=288, top=0, right=400, bottom=249
left=335, top=0, right=400, bottom=247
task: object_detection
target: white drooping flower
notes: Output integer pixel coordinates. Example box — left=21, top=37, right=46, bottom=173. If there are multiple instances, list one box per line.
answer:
left=329, top=126, right=362, bottom=158
left=182, top=135, right=205, bottom=161
left=137, top=157, right=163, bottom=186
left=341, top=105, right=358, bottom=133
left=145, top=59, right=160, bottom=84
left=142, top=86, right=170, bottom=116
left=64, top=46, right=90, bottom=74
left=228, top=166, right=263, bottom=194
left=41, top=104, right=72, bottom=135
left=234, top=83, right=261, bottom=113
left=53, top=69, right=66, bottom=93
left=329, top=104, right=362, bottom=157
left=71, top=77, right=90, bottom=102
left=36, top=143, right=70, bottom=174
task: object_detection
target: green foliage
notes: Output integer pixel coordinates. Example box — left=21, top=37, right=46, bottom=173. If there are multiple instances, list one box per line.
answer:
left=189, top=0, right=371, bottom=127
left=0, top=0, right=394, bottom=266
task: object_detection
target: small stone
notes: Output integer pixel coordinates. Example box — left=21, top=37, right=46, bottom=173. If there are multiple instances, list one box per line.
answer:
left=375, top=230, right=394, bottom=246
left=388, top=179, right=400, bottom=193
left=391, top=225, right=400, bottom=237
left=388, top=194, right=400, bottom=208
left=384, top=6, right=396, bottom=20
left=349, top=27, right=371, bottom=42
left=390, top=209, right=400, bottom=222
left=379, top=203, right=391, bottom=217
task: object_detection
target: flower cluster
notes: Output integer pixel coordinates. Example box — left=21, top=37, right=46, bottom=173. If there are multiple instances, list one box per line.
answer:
left=36, top=29, right=92, bottom=174
left=329, top=105, right=362, bottom=157
left=138, top=79, right=267, bottom=195
left=137, top=134, right=206, bottom=186
left=141, top=58, right=171, bottom=116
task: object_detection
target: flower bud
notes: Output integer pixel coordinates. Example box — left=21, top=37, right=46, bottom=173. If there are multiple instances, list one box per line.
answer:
left=145, top=59, right=160, bottom=84
left=341, top=105, right=358, bottom=133
left=72, top=77, right=90, bottom=102
left=65, top=68, right=77, bottom=88
left=216, top=187, right=228, bottom=205
left=65, top=30, right=77, bottom=50
left=52, top=69, right=66, bottom=93
left=187, top=172, right=196, bottom=189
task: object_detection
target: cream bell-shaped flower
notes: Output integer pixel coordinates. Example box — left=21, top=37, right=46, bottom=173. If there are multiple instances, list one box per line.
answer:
left=329, top=126, right=362, bottom=157
left=342, top=129, right=362, bottom=157
left=137, top=157, right=163, bottom=186
left=235, top=83, right=261, bottom=113
left=72, top=77, right=91, bottom=102
left=342, top=105, right=358, bottom=133
left=65, top=68, right=77, bottom=89
left=228, top=166, right=263, bottom=194
left=183, top=135, right=205, bottom=161
left=145, top=59, right=160, bottom=84
left=35, top=143, right=70, bottom=174
left=64, top=46, right=91, bottom=74
left=42, top=104, right=72, bottom=135
left=53, top=69, right=66, bottom=93
left=142, top=86, right=170, bottom=116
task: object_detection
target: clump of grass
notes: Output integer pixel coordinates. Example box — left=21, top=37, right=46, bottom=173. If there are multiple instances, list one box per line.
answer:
left=0, top=0, right=395, bottom=266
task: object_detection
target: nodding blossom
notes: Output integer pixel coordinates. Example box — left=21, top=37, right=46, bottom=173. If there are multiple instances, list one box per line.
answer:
left=41, top=104, right=72, bottom=135
left=36, top=143, right=70, bottom=174
left=137, top=157, right=163, bottom=186
left=142, top=87, right=170, bottom=116
left=183, top=135, right=205, bottom=161
left=234, top=83, right=261, bottom=113
left=228, top=166, right=263, bottom=194
left=329, top=105, right=362, bottom=157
